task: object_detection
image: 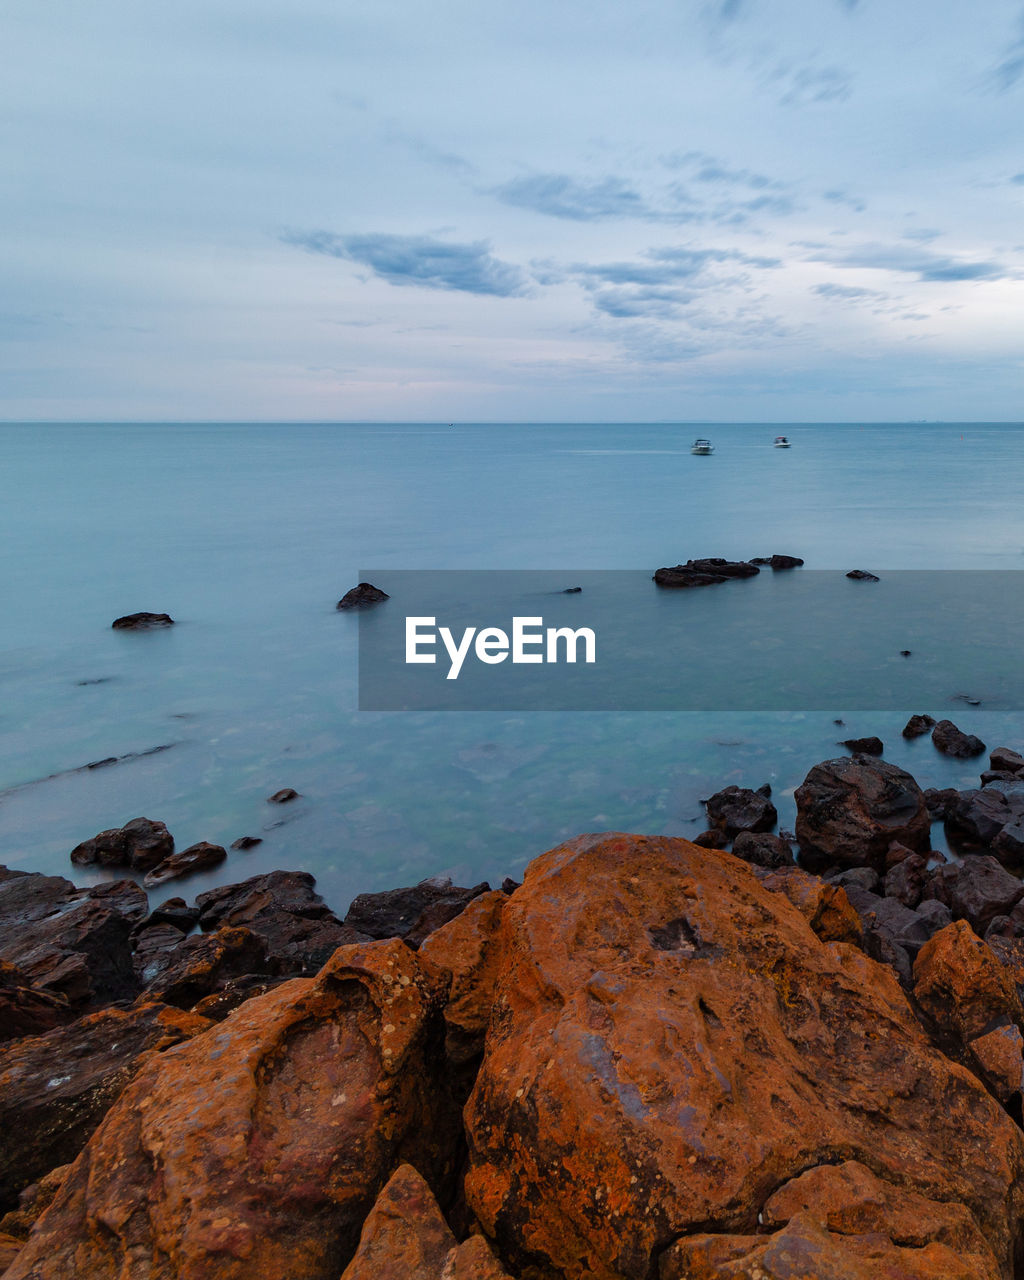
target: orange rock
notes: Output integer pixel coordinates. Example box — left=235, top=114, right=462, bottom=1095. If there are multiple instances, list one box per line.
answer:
left=913, top=919, right=1022, bottom=1043
left=0, top=1230, right=23, bottom=1272
left=970, top=1024, right=1024, bottom=1107
left=754, top=865, right=862, bottom=944
left=419, top=890, right=507, bottom=1064
left=463, top=833, right=1024, bottom=1280
left=6, top=939, right=459, bottom=1280
left=339, top=1164, right=455, bottom=1280
left=441, top=1234, right=514, bottom=1279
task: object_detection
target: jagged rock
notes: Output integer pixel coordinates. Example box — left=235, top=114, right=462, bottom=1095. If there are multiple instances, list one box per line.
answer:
left=795, top=756, right=930, bottom=872
left=846, top=569, right=879, bottom=581
left=339, top=1164, right=455, bottom=1280
left=933, top=719, right=986, bottom=759
left=195, top=870, right=368, bottom=975
left=730, top=830, right=791, bottom=869
left=970, top=1024, right=1024, bottom=1108
left=345, top=877, right=491, bottom=949
left=419, top=890, right=507, bottom=1066
left=111, top=612, right=174, bottom=630
left=914, top=920, right=1022, bottom=1045
left=693, top=829, right=729, bottom=849
left=131, top=923, right=191, bottom=986
left=337, top=582, right=390, bottom=610
left=883, top=853, right=929, bottom=908
left=653, top=559, right=758, bottom=588
left=136, top=897, right=199, bottom=933
left=142, top=841, right=227, bottom=889
left=994, top=820, right=1024, bottom=863
left=840, top=736, right=883, bottom=756
left=946, top=788, right=1024, bottom=852
left=441, top=1235, right=513, bottom=1279
left=903, top=713, right=936, bottom=739
left=463, top=833, right=1024, bottom=1279
left=69, top=817, right=173, bottom=870
left=755, top=866, right=862, bottom=944
left=828, top=867, right=880, bottom=893
left=143, top=927, right=274, bottom=1010
left=990, top=747, right=1024, bottom=775
left=5, top=941, right=460, bottom=1280
left=0, top=962, right=71, bottom=1043
left=0, top=1164, right=70, bottom=1240
left=924, top=856, right=1024, bottom=934
left=703, top=785, right=777, bottom=838
left=0, top=1001, right=209, bottom=1210
left=924, top=786, right=959, bottom=819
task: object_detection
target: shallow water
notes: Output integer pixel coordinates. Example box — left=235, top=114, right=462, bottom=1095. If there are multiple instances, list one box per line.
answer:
left=0, top=421, right=1021, bottom=909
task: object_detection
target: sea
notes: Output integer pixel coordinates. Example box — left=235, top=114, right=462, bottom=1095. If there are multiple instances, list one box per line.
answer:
left=1, top=421, right=1022, bottom=912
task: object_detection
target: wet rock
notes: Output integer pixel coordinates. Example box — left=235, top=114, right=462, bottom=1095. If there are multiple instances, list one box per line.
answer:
left=337, top=582, right=390, bottom=610
left=703, top=785, right=777, bottom=838
left=6, top=940, right=460, bottom=1280
left=339, top=1164, right=455, bottom=1280
left=828, top=866, right=880, bottom=893
left=562, top=586, right=582, bottom=593
left=991, top=747, right=1024, bottom=775
left=131, top=923, right=191, bottom=986
left=924, top=786, right=960, bottom=819
left=267, top=787, right=299, bottom=803
left=840, top=736, right=883, bottom=755
left=110, top=612, right=174, bottom=630
left=419, top=890, right=507, bottom=1066
left=846, top=569, right=879, bottom=581
left=230, top=835, right=262, bottom=850
left=345, top=877, right=491, bottom=949
left=462, top=834, right=1024, bottom=1279
left=762, top=554, right=804, bottom=568
left=653, top=558, right=758, bottom=588
left=692, top=829, right=728, bottom=849
left=69, top=817, right=173, bottom=871
left=903, top=713, right=936, bottom=739
left=883, top=853, right=929, bottom=908
left=730, top=830, right=791, bottom=868
left=0, top=961, right=71, bottom=1043
left=195, top=870, right=367, bottom=975
left=933, top=719, right=986, bottom=759
left=914, top=920, right=1022, bottom=1045
left=794, top=756, right=930, bottom=872
left=0, top=871, right=138, bottom=1009
left=142, top=841, right=227, bottom=889
left=0, top=1001, right=209, bottom=1210
left=923, top=856, right=1024, bottom=935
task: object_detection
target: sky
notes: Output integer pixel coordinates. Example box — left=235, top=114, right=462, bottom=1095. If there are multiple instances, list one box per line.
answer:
left=3, top=0, right=1024, bottom=422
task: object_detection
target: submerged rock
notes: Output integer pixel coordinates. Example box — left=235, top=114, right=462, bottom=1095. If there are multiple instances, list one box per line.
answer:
left=337, top=582, right=390, bottom=610
left=750, top=554, right=804, bottom=568
left=111, top=612, right=174, bottom=630
left=267, top=787, right=299, bottom=804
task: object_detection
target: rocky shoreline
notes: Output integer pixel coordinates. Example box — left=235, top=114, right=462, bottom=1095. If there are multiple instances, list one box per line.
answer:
left=2, top=739, right=1024, bottom=1277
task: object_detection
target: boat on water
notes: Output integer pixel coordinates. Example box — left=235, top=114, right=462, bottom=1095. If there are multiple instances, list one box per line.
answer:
left=773, top=435, right=791, bottom=448
left=691, top=438, right=714, bottom=455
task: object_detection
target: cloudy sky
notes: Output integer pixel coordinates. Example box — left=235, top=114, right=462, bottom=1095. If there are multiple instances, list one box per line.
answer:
left=4, top=0, right=1024, bottom=421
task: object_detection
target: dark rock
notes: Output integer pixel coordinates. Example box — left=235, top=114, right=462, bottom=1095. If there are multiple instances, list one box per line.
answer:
left=840, top=736, right=884, bottom=756
left=693, top=829, right=729, bottom=849
left=336, top=582, right=389, bottom=610
left=903, top=714, right=936, bottom=739
left=795, top=756, right=930, bottom=872
left=0, top=872, right=139, bottom=1010
left=0, top=1000, right=208, bottom=1210
left=924, top=786, right=959, bottom=820
left=0, top=1163, right=70, bottom=1241
left=994, top=819, right=1024, bottom=864
left=846, top=569, right=879, bottom=581
left=69, top=817, right=173, bottom=871
left=0, top=962, right=71, bottom=1043
left=142, top=842, right=227, bottom=889
left=883, top=853, right=929, bottom=908
left=267, top=788, right=299, bottom=804
left=138, top=897, right=199, bottom=934
left=827, top=867, right=881, bottom=894
left=980, top=770, right=1021, bottom=786
left=704, top=785, right=778, bottom=838
left=83, top=878, right=148, bottom=922
left=833, top=719, right=844, bottom=726
left=884, top=841, right=916, bottom=869
left=946, top=788, right=1024, bottom=852
left=842, top=886, right=934, bottom=962
left=143, top=926, right=274, bottom=1010
left=562, top=586, right=582, bottom=593
left=731, top=830, right=792, bottom=869
left=916, top=898, right=953, bottom=935
left=756, top=782, right=772, bottom=797
left=991, top=747, right=1024, bottom=775
left=923, top=855, right=1024, bottom=935
left=932, top=719, right=986, bottom=759
left=110, top=612, right=174, bottom=630
left=984, top=901, right=1024, bottom=942
left=500, top=877, right=521, bottom=895
left=195, top=870, right=367, bottom=974
left=953, top=693, right=983, bottom=707
left=230, top=836, right=262, bottom=850
left=900, top=649, right=912, bottom=657
left=653, top=558, right=758, bottom=588
left=344, top=876, right=491, bottom=949
left=751, top=554, right=804, bottom=568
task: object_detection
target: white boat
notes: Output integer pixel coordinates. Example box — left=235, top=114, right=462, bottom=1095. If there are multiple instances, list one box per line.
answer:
left=773, top=435, right=791, bottom=448
left=691, top=438, right=714, bottom=455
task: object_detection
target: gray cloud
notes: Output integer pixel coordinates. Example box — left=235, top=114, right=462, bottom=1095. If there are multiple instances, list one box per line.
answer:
left=283, top=231, right=528, bottom=297
left=774, top=64, right=853, bottom=106
left=1012, top=173, right=1024, bottom=185
left=992, top=12, right=1024, bottom=90
left=814, top=282, right=885, bottom=300
left=823, top=188, right=865, bottom=213
left=808, top=242, right=1009, bottom=283
left=492, top=174, right=654, bottom=221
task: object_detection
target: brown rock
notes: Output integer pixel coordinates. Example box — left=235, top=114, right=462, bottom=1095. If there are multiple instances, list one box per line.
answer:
left=0, top=961, right=71, bottom=1043
left=419, top=890, right=507, bottom=1065
left=69, top=817, right=173, bottom=870
left=0, top=1165, right=71, bottom=1240
left=0, top=1001, right=209, bottom=1209
left=111, top=612, right=173, bottom=629
left=463, top=834, right=1024, bottom=1280
left=970, top=1024, right=1024, bottom=1108
left=903, top=713, right=937, bottom=739
left=923, top=855, right=1024, bottom=934
left=692, top=829, right=728, bottom=849
left=440, top=1235, right=513, bottom=1279
left=142, top=841, right=227, bottom=889
left=143, top=926, right=274, bottom=1010
left=339, top=1164, right=454, bottom=1280
left=730, top=830, right=791, bottom=869
left=795, top=756, right=930, bottom=872
left=883, top=852, right=929, bottom=908
left=913, top=920, right=1021, bottom=1044
left=6, top=940, right=460, bottom=1280
left=345, top=877, right=491, bottom=949
left=840, top=736, right=883, bottom=755
left=991, top=747, right=1024, bottom=775
left=704, top=785, right=777, bottom=838
left=267, top=787, right=300, bottom=803
left=337, top=582, right=390, bottom=609
left=755, top=865, right=862, bottom=944
left=933, top=719, right=986, bottom=759
left=0, top=1232, right=23, bottom=1272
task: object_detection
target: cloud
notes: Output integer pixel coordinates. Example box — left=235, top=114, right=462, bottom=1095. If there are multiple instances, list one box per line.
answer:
left=814, top=283, right=885, bottom=301
left=992, top=11, right=1024, bottom=91
left=807, top=242, right=1010, bottom=283
left=774, top=64, right=853, bottom=107
left=902, top=228, right=941, bottom=242
left=492, top=174, right=654, bottom=221
left=823, top=188, right=865, bottom=213
left=1012, top=173, right=1024, bottom=185
left=283, top=231, right=528, bottom=297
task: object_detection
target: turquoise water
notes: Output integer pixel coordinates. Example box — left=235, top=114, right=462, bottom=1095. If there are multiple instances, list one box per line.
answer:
left=1, top=421, right=1022, bottom=908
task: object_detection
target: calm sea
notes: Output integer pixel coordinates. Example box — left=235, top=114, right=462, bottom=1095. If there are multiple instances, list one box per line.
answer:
left=1, top=421, right=1021, bottom=908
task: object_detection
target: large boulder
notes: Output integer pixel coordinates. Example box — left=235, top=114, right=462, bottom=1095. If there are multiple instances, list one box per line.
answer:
left=345, top=876, right=491, bottom=949
left=923, top=856, right=1024, bottom=935
left=0, top=1001, right=209, bottom=1210
left=69, top=817, right=173, bottom=871
left=462, top=833, right=1024, bottom=1280
left=913, top=920, right=1022, bottom=1046
left=5, top=940, right=460, bottom=1280
left=794, top=756, right=930, bottom=871
left=946, top=789, right=1024, bottom=853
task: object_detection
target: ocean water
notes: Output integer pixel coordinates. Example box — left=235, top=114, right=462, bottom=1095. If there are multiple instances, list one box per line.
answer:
left=1, top=421, right=1022, bottom=911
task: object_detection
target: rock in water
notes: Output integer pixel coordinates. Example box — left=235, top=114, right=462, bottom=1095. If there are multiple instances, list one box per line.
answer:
left=903, top=713, right=936, bottom=739
left=5, top=940, right=460, bottom=1280
left=462, top=833, right=1022, bottom=1280
left=142, top=842, right=227, bottom=889
left=70, top=817, right=173, bottom=871
left=845, top=569, right=880, bottom=581
left=840, top=736, right=884, bottom=756
left=336, top=583, right=390, bottom=610
left=933, top=719, right=987, bottom=759
left=703, top=785, right=777, bottom=837
left=653, top=558, right=758, bottom=588
left=111, top=612, right=174, bottom=630
left=267, top=787, right=299, bottom=804
left=795, top=756, right=930, bottom=871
